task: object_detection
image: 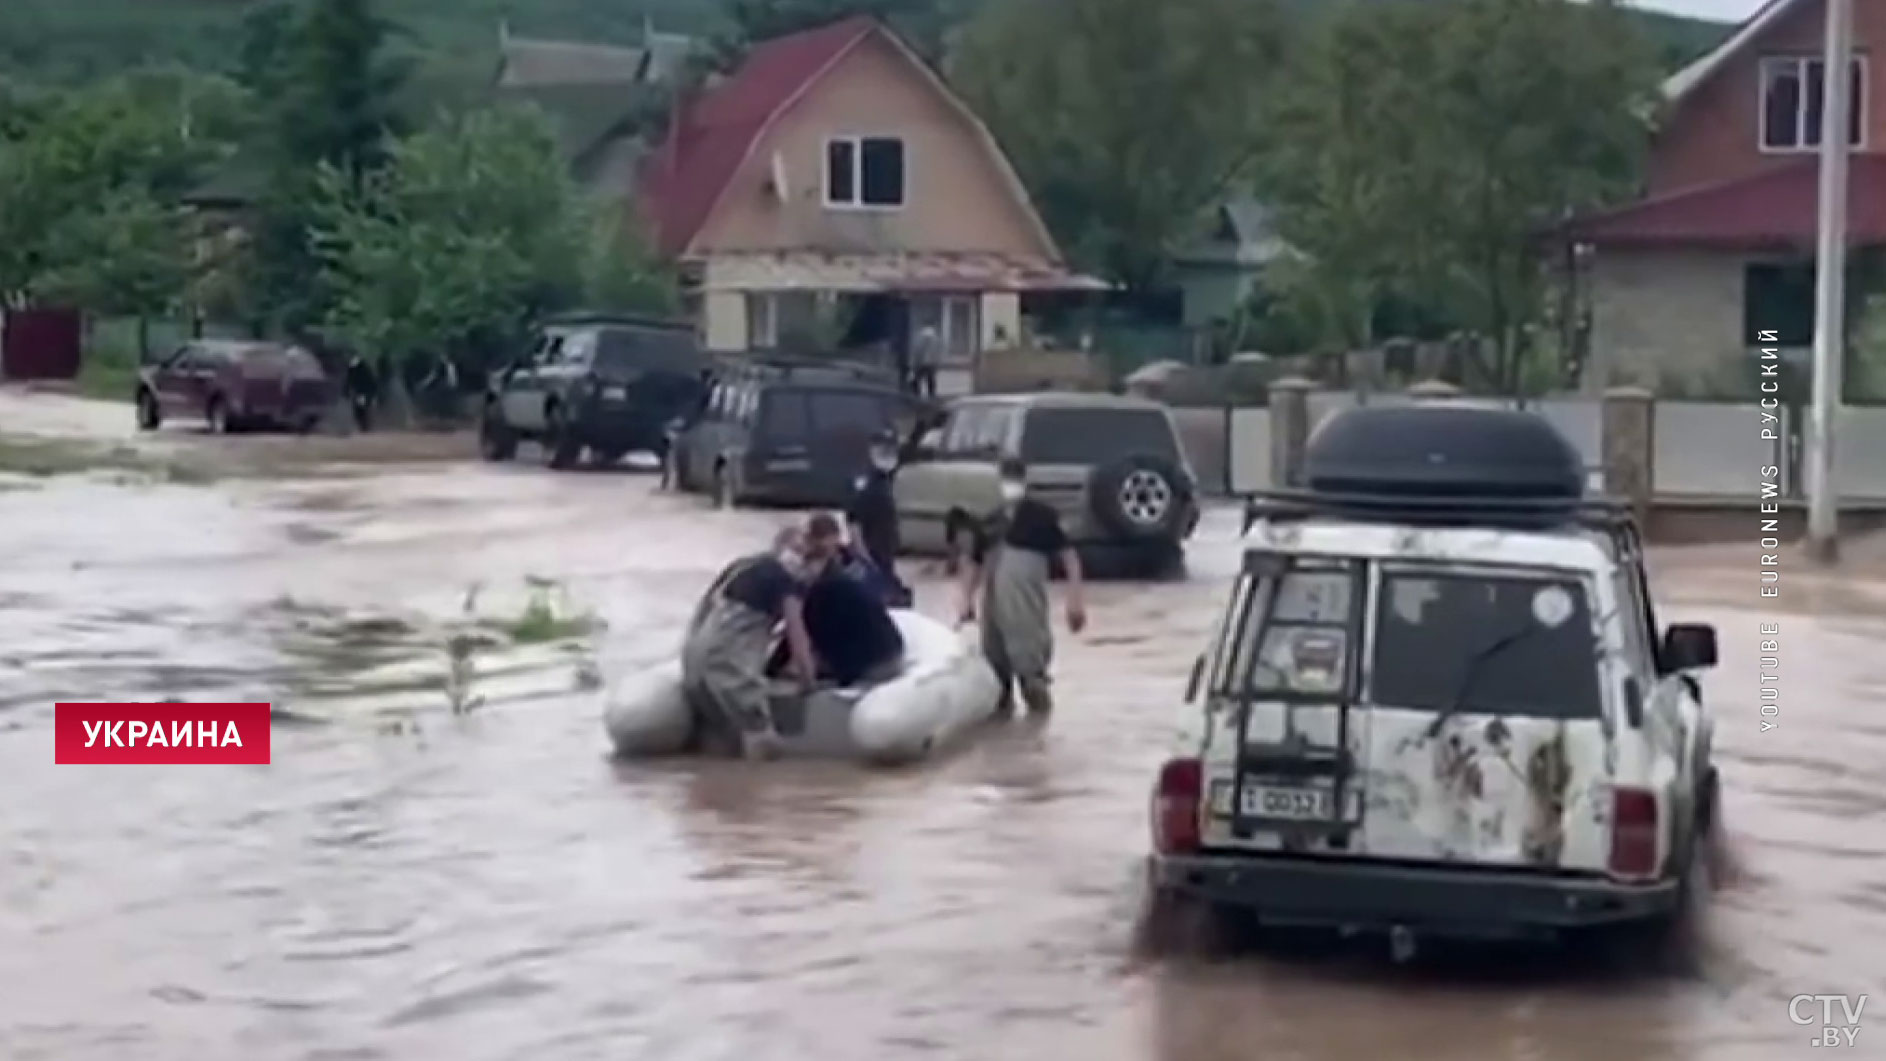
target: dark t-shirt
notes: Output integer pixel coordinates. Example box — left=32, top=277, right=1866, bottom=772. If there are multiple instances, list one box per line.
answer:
left=719, top=554, right=800, bottom=621
left=969, top=499, right=1068, bottom=564
left=845, top=470, right=900, bottom=569
left=802, top=564, right=905, bottom=685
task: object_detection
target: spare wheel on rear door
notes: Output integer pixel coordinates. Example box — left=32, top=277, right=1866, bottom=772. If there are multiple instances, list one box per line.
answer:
left=1090, top=454, right=1188, bottom=539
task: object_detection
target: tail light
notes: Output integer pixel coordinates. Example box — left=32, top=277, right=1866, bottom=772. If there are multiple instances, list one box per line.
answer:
left=1151, top=757, right=1203, bottom=855
left=1608, top=786, right=1659, bottom=880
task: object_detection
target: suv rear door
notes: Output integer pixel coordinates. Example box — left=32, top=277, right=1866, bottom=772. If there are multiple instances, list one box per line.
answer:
left=1203, top=552, right=1612, bottom=873
left=894, top=402, right=1012, bottom=551
left=1018, top=406, right=1187, bottom=531
left=595, top=326, right=705, bottom=423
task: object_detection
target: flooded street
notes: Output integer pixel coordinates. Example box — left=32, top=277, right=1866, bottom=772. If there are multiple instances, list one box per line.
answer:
left=1, top=417, right=1882, bottom=1060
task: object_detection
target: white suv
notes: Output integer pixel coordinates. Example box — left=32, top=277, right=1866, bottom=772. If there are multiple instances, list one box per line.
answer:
left=1145, top=405, right=1720, bottom=952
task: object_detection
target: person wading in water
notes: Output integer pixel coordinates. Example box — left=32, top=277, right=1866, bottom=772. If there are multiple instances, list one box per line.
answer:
left=956, top=458, right=1086, bottom=716
left=681, top=526, right=820, bottom=759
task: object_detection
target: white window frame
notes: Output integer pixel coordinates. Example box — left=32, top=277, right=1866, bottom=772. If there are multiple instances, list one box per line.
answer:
left=1758, top=53, right=1868, bottom=154
left=823, top=135, right=907, bottom=210
left=745, top=292, right=778, bottom=349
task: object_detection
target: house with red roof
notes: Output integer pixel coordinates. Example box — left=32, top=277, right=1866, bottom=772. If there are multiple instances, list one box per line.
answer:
left=636, top=16, right=1103, bottom=368
left=1564, top=0, right=1886, bottom=395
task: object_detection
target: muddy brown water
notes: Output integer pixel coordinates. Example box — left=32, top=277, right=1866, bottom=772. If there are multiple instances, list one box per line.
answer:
left=0, top=459, right=1881, bottom=1060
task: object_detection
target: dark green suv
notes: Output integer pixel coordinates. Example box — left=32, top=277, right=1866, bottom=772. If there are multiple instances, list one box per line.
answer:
left=480, top=315, right=707, bottom=469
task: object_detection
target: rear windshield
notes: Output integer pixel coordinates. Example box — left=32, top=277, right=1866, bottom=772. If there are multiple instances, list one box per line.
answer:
left=760, top=388, right=895, bottom=438
left=1019, top=408, right=1179, bottom=465
left=1371, top=571, right=1602, bottom=719
left=594, top=327, right=701, bottom=376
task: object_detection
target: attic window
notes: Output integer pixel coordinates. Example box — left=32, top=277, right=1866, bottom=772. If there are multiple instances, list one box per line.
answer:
left=825, top=136, right=905, bottom=208
left=1760, top=55, right=1866, bottom=152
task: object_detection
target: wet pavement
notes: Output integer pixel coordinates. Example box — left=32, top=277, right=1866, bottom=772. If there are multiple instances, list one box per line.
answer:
left=1, top=398, right=1882, bottom=1060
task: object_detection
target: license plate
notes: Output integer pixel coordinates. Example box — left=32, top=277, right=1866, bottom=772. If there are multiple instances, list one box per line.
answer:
left=602, top=385, right=627, bottom=400
left=1209, top=780, right=1358, bottom=821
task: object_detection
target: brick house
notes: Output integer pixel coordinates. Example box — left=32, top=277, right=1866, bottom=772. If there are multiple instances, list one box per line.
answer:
left=635, top=16, right=1103, bottom=370
left=1564, top=0, right=1886, bottom=396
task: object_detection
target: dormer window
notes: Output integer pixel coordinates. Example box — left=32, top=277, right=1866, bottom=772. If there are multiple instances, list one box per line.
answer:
left=1760, top=54, right=1866, bottom=152
left=825, top=136, right=906, bottom=208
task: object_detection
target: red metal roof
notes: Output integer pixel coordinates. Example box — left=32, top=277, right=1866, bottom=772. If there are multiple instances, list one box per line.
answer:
left=640, top=16, right=877, bottom=257
left=1563, top=153, right=1886, bottom=249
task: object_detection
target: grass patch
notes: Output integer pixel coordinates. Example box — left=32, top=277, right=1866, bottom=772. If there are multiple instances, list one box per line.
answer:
left=0, top=436, right=214, bottom=483
left=486, top=577, right=602, bottom=645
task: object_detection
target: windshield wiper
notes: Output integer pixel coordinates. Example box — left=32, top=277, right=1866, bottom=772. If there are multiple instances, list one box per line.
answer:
left=1425, top=623, right=1541, bottom=737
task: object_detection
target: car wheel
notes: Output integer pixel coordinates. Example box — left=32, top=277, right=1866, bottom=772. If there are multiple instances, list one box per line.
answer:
left=544, top=404, right=581, bottom=470
left=206, top=396, right=232, bottom=435
left=135, top=389, right=162, bottom=431
left=1135, top=874, right=1243, bottom=959
left=479, top=404, right=517, bottom=461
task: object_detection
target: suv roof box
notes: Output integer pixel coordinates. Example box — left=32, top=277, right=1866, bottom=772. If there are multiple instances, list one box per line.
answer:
left=1241, top=405, right=1623, bottom=532
left=1306, top=405, right=1584, bottom=500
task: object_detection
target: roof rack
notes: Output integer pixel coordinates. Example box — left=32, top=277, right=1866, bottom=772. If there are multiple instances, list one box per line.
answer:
left=1239, top=486, right=1635, bottom=535
left=543, top=311, right=693, bottom=330
left=718, top=354, right=896, bottom=380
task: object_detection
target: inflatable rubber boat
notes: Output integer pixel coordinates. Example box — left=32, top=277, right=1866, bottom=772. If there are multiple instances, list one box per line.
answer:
left=604, top=609, right=1002, bottom=765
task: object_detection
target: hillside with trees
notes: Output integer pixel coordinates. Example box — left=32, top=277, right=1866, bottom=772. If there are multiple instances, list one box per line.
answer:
left=0, top=0, right=1728, bottom=90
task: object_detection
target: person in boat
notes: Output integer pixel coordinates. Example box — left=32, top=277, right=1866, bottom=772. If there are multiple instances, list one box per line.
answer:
left=773, top=513, right=906, bottom=688
left=956, top=458, right=1086, bottom=716
left=843, top=431, right=913, bottom=608
left=680, top=525, right=820, bottom=760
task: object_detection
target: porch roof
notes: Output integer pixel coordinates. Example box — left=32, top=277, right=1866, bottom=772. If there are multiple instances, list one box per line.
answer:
left=697, top=252, right=1111, bottom=293
left=1561, top=154, right=1886, bottom=250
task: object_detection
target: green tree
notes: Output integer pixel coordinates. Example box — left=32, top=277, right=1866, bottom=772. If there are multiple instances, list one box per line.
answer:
left=314, top=106, right=673, bottom=376
left=711, top=0, right=951, bottom=69
left=950, top=0, right=1286, bottom=292
left=250, top=0, right=410, bottom=333
left=1254, top=3, right=1443, bottom=355
left=1257, top=0, right=1655, bottom=391
left=1419, top=0, right=1658, bottom=392
left=0, top=71, right=239, bottom=308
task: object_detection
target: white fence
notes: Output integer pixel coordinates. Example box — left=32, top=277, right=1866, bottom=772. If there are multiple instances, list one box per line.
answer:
left=1171, top=394, right=1886, bottom=501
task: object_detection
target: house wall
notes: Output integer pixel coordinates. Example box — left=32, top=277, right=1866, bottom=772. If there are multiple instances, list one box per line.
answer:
left=1585, top=249, right=1758, bottom=394
left=1651, top=0, right=1886, bottom=194
left=1175, top=263, right=1257, bottom=328
left=702, top=291, right=748, bottom=352
left=690, top=32, right=1054, bottom=261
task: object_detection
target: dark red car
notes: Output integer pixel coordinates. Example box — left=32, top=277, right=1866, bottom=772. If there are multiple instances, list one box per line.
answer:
left=135, top=340, right=333, bottom=434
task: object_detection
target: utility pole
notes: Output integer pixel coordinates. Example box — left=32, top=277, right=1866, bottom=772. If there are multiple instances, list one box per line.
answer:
left=1806, top=0, right=1853, bottom=564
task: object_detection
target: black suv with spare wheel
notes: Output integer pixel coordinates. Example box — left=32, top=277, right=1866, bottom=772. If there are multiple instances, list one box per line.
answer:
left=891, top=393, right=1201, bottom=578
left=480, top=314, right=706, bottom=469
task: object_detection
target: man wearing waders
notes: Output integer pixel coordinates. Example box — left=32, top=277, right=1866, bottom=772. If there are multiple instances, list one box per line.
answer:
left=956, top=458, right=1086, bottom=715
left=681, top=526, right=820, bottom=759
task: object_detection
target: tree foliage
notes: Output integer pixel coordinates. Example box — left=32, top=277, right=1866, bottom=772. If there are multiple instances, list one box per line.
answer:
left=313, top=105, right=673, bottom=371
left=1256, top=0, right=1658, bottom=388
left=0, top=69, right=244, bottom=310
left=950, top=0, right=1287, bottom=292
left=247, top=0, right=412, bottom=334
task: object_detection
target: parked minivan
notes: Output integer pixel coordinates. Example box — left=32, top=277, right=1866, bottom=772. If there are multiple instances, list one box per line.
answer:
left=666, top=375, right=925, bottom=508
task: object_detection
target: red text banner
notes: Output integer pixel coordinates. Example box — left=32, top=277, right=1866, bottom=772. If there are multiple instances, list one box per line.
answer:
left=54, top=703, right=272, bottom=765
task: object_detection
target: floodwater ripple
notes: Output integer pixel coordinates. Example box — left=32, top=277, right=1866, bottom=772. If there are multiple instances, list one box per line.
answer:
left=0, top=470, right=1880, bottom=1061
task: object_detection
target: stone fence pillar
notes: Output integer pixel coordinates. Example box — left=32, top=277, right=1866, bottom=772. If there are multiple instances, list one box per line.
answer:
left=1268, top=376, right=1315, bottom=488
left=1602, top=386, right=1655, bottom=524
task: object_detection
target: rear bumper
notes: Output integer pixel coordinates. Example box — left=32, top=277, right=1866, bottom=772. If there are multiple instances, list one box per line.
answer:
left=1150, top=852, right=1679, bottom=938
left=568, top=401, right=666, bottom=448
